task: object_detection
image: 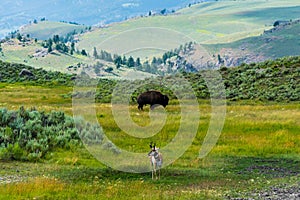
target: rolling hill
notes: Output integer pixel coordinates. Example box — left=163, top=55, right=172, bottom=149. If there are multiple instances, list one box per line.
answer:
left=75, top=0, right=300, bottom=58
left=19, top=21, right=89, bottom=41
left=206, top=19, right=300, bottom=67
left=0, top=0, right=196, bottom=39
left=1, top=0, right=300, bottom=76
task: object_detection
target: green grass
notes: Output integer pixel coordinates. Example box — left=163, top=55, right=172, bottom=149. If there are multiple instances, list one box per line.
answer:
left=20, top=21, right=88, bottom=40
left=0, top=39, right=155, bottom=79
left=208, top=22, right=300, bottom=60
left=0, top=83, right=299, bottom=199
left=0, top=39, right=90, bottom=72
left=1, top=0, right=300, bottom=73
left=76, top=0, right=300, bottom=58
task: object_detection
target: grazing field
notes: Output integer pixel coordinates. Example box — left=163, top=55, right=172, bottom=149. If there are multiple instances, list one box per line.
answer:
left=0, top=83, right=299, bottom=199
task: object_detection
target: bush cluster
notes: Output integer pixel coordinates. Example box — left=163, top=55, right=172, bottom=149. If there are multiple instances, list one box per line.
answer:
left=0, top=107, right=119, bottom=161
left=1, top=56, right=299, bottom=102
left=95, top=56, right=300, bottom=102
left=0, top=60, right=75, bottom=86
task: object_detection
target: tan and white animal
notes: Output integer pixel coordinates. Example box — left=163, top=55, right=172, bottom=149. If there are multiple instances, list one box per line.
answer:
left=148, top=143, right=163, bottom=180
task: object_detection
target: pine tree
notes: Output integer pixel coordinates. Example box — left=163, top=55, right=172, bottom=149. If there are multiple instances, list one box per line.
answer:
left=114, top=56, right=122, bottom=69
left=81, top=49, right=87, bottom=56
left=136, top=57, right=141, bottom=67
left=53, top=35, right=60, bottom=44
left=127, top=56, right=135, bottom=68
left=93, top=47, right=98, bottom=58
left=122, top=56, right=127, bottom=65
left=71, top=42, right=75, bottom=52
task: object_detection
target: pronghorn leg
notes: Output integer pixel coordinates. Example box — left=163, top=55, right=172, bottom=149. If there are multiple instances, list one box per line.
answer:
left=152, top=170, right=154, bottom=180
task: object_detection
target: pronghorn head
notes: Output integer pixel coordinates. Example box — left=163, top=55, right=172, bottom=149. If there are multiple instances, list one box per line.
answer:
left=149, top=142, right=159, bottom=152
left=149, top=142, right=154, bottom=150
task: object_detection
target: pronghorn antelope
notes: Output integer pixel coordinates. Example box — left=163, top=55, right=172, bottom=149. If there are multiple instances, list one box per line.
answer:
left=148, top=143, right=163, bottom=180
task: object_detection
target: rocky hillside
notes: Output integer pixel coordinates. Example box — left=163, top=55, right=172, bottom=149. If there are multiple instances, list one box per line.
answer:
left=209, top=19, right=300, bottom=67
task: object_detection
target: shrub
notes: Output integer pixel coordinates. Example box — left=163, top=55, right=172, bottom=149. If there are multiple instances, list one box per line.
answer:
left=0, top=107, right=120, bottom=161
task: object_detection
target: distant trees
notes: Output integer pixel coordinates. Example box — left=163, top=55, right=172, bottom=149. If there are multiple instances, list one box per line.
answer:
left=70, top=42, right=75, bottom=55
left=114, top=56, right=122, bottom=69
left=47, top=44, right=52, bottom=53
left=0, top=55, right=299, bottom=103
left=81, top=49, right=87, bottom=56
left=127, top=56, right=135, bottom=68
left=100, top=50, right=113, bottom=61
left=160, top=8, right=167, bottom=15
left=16, top=33, right=22, bottom=41
left=42, top=35, right=71, bottom=54
left=93, top=47, right=98, bottom=58
left=136, top=57, right=141, bottom=67
left=53, top=35, right=60, bottom=44
left=92, top=47, right=113, bottom=61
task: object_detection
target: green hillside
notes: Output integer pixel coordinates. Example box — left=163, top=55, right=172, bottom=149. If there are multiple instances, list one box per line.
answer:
left=76, top=0, right=300, bottom=58
left=0, top=38, right=155, bottom=79
left=20, top=21, right=89, bottom=41
left=1, top=0, right=299, bottom=76
left=207, top=20, right=300, bottom=67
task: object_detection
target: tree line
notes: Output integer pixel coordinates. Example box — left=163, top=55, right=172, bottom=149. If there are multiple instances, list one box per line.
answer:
left=90, top=41, right=195, bottom=75
left=0, top=54, right=299, bottom=102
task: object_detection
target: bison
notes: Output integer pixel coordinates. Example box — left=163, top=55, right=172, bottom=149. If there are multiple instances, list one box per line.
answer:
left=136, top=91, right=169, bottom=110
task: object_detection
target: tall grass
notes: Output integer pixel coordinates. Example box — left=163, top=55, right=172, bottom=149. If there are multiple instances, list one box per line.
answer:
left=0, top=84, right=299, bottom=199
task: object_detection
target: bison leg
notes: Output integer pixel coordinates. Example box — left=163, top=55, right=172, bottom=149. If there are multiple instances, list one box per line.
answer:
left=138, top=104, right=143, bottom=110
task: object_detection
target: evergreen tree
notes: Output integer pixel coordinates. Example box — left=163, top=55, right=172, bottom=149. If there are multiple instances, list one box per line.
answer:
left=106, top=52, right=113, bottom=62
left=53, top=35, right=60, bottom=44
left=162, top=53, right=168, bottom=64
left=151, top=57, right=157, bottom=66
left=93, top=47, right=98, bottom=58
left=48, top=38, right=53, bottom=48
left=127, top=56, right=135, bottom=68
left=55, top=43, right=62, bottom=51
left=81, top=49, right=88, bottom=56
left=160, top=8, right=167, bottom=15
left=143, top=61, right=151, bottom=72
left=16, top=33, right=22, bottom=41
left=71, top=42, right=75, bottom=52
left=122, top=56, right=127, bottom=65
left=114, top=56, right=122, bottom=69
left=47, top=45, right=52, bottom=53
left=62, top=43, right=69, bottom=53
left=136, top=57, right=141, bottom=67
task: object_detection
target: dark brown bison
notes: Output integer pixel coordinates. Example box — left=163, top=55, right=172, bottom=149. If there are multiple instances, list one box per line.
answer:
left=136, top=91, right=169, bottom=110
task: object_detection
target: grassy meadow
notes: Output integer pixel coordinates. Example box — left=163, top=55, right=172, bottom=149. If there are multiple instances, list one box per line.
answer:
left=0, top=83, right=299, bottom=199
left=1, top=0, right=300, bottom=75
